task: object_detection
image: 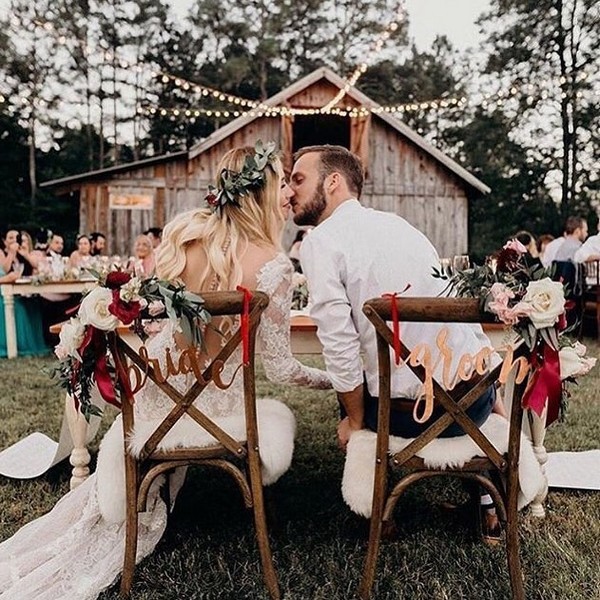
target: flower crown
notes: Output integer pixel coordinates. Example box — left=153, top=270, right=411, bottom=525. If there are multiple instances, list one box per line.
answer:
left=205, top=140, right=278, bottom=214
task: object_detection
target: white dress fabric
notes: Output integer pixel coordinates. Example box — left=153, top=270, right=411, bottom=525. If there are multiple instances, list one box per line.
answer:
left=0, top=253, right=330, bottom=600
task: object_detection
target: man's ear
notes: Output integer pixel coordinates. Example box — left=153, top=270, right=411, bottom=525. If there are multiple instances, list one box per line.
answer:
left=327, top=172, right=341, bottom=194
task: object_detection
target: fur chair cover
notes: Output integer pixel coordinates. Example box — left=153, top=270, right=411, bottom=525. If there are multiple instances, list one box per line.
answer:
left=96, top=398, right=296, bottom=524
left=342, top=414, right=546, bottom=518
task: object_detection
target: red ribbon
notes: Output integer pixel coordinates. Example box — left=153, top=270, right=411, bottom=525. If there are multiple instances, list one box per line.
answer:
left=522, top=340, right=562, bottom=426
left=236, top=286, right=253, bottom=365
left=382, top=284, right=411, bottom=366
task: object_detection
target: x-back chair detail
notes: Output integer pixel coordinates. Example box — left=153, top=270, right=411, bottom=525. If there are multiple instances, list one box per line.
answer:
left=108, top=290, right=281, bottom=600
left=359, top=296, right=529, bottom=600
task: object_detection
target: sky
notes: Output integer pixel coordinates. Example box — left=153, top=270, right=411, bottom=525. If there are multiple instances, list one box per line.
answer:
left=0, top=0, right=491, bottom=53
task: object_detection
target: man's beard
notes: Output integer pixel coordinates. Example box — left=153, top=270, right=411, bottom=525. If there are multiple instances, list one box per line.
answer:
left=293, top=183, right=327, bottom=226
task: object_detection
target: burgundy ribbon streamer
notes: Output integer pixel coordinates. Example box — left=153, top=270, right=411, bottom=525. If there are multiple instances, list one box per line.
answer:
left=382, top=284, right=411, bottom=366
left=522, top=340, right=562, bottom=426
left=236, top=286, right=253, bottom=366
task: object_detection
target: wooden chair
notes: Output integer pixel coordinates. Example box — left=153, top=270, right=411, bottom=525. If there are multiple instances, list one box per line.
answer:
left=108, top=290, right=282, bottom=599
left=359, top=297, right=529, bottom=600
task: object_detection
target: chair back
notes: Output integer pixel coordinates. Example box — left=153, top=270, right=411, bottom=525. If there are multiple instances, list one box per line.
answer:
left=361, top=296, right=528, bottom=473
left=109, top=290, right=270, bottom=461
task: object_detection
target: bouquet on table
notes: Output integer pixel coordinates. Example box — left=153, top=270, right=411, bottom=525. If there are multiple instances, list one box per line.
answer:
left=51, top=269, right=210, bottom=421
left=434, top=239, right=596, bottom=425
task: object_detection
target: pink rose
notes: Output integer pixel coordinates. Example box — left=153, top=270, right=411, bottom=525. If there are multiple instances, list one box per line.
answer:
left=503, top=239, right=528, bottom=254
left=148, top=300, right=165, bottom=317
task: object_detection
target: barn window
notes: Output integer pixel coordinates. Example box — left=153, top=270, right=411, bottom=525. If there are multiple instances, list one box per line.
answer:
left=292, top=115, right=351, bottom=151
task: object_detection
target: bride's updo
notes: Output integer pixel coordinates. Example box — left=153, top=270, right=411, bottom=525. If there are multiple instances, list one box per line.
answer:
left=156, top=146, right=285, bottom=291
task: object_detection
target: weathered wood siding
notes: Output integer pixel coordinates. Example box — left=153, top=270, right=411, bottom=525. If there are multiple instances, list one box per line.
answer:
left=75, top=79, right=470, bottom=257
left=362, top=118, right=468, bottom=257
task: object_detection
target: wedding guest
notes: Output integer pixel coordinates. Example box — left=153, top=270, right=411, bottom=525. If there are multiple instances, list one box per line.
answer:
left=0, top=143, right=330, bottom=597
left=143, top=227, right=163, bottom=249
left=0, top=261, right=48, bottom=357
left=1, top=229, right=39, bottom=276
left=130, top=234, right=156, bottom=276
left=537, top=233, right=554, bottom=263
left=47, top=233, right=65, bottom=258
left=69, top=234, right=93, bottom=268
left=540, top=216, right=588, bottom=267
left=90, top=232, right=107, bottom=256
left=288, top=229, right=310, bottom=272
left=513, top=230, right=542, bottom=268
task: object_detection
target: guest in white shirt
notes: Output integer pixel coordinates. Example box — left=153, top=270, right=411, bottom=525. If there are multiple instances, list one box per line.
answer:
left=574, top=233, right=600, bottom=263
left=289, top=145, right=500, bottom=450
left=540, top=216, right=588, bottom=267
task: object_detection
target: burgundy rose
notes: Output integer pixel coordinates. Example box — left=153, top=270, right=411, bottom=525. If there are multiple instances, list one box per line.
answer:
left=206, top=192, right=219, bottom=207
left=106, top=271, right=132, bottom=289
left=108, top=289, right=141, bottom=325
left=495, top=248, right=520, bottom=273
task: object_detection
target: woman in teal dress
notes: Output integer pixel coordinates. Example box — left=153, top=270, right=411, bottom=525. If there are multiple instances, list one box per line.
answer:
left=0, top=266, right=48, bottom=357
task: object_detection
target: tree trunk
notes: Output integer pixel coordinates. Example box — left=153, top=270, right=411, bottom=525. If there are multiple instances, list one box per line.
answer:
left=28, top=112, right=37, bottom=206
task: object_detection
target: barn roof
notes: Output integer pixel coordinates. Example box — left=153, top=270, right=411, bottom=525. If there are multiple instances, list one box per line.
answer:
left=188, top=67, right=490, bottom=194
left=42, top=67, right=488, bottom=194
left=40, top=151, right=188, bottom=189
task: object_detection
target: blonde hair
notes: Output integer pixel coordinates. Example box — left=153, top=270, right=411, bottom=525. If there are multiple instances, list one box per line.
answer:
left=156, top=146, right=284, bottom=291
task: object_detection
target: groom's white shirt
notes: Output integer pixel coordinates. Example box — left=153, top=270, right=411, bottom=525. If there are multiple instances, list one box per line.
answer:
left=300, top=199, right=497, bottom=399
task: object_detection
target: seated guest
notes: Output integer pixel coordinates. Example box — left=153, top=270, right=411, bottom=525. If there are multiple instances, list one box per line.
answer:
left=541, top=216, right=588, bottom=267
left=69, top=234, right=93, bottom=268
left=514, top=230, right=542, bottom=268
left=574, top=231, right=600, bottom=264
left=0, top=263, right=48, bottom=357
left=1, top=229, right=39, bottom=276
left=537, top=233, right=554, bottom=264
left=130, top=234, right=156, bottom=276
left=90, top=231, right=107, bottom=256
left=143, top=227, right=162, bottom=249
left=47, top=233, right=65, bottom=259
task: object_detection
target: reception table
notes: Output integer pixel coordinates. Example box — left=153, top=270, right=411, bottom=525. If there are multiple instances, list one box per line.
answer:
left=1, top=278, right=96, bottom=359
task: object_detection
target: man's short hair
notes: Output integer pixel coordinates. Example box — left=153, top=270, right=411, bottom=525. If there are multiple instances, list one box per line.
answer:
left=564, top=216, right=586, bottom=235
left=293, top=145, right=364, bottom=197
left=89, top=231, right=106, bottom=243
left=143, top=227, right=162, bottom=238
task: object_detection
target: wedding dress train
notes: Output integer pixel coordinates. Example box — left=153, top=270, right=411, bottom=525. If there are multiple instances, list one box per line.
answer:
left=0, top=253, right=330, bottom=599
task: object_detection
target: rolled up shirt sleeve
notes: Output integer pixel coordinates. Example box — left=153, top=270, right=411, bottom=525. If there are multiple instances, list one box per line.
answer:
left=300, top=233, right=363, bottom=393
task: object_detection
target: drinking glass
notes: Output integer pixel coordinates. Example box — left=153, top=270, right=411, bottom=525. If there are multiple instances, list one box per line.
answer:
left=452, top=255, right=470, bottom=272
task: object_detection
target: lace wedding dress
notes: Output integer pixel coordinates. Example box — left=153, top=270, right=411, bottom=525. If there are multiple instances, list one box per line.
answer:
left=0, top=253, right=330, bottom=600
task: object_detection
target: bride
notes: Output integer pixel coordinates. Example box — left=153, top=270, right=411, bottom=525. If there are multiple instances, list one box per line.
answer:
left=0, top=143, right=331, bottom=600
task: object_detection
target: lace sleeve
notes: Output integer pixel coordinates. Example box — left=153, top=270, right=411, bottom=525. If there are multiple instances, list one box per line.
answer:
left=256, top=254, right=332, bottom=390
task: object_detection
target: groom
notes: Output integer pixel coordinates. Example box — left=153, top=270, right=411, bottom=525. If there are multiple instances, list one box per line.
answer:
left=289, top=145, right=498, bottom=449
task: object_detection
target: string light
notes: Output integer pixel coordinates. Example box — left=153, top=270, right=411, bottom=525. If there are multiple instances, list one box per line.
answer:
left=321, top=1, right=407, bottom=112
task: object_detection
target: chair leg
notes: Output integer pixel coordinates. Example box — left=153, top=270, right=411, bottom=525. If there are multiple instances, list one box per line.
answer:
left=505, top=472, right=525, bottom=600
left=247, top=453, right=280, bottom=600
left=358, top=459, right=388, bottom=600
left=120, top=457, right=139, bottom=598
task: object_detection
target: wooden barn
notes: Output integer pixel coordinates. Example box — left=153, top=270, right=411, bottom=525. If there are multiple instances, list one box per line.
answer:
left=42, top=67, right=489, bottom=258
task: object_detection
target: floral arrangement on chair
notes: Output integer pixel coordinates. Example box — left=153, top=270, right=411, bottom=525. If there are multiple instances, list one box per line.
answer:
left=434, top=239, right=596, bottom=425
left=51, top=270, right=210, bottom=420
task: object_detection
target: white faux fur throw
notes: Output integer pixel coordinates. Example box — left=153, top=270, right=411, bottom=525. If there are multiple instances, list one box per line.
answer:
left=96, top=398, right=296, bottom=524
left=342, top=414, right=546, bottom=518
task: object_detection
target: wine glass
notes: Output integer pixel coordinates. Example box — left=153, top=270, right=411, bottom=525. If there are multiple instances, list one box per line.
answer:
left=452, top=255, right=470, bottom=273
left=13, top=261, right=25, bottom=278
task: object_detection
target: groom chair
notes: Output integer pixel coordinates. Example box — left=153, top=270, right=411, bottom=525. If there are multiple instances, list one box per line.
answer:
left=108, top=290, right=282, bottom=599
left=358, top=296, right=529, bottom=600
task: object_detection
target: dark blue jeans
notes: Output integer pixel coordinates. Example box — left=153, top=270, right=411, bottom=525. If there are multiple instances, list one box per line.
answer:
left=344, top=380, right=495, bottom=439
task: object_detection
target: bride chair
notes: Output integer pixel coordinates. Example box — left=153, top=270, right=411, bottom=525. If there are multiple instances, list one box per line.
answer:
left=357, top=296, right=530, bottom=600
left=108, top=290, right=282, bottom=599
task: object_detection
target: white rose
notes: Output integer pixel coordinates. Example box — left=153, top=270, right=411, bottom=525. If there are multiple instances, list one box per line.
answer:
left=54, top=317, right=86, bottom=359
left=559, top=344, right=597, bottom=379
left=78, top=287, right=120, bottom=330
left=522, top=278, right=565, bottom=329
left=119, top=277, right=142, bottom=302
left=291, top=272, right=306, bottom=287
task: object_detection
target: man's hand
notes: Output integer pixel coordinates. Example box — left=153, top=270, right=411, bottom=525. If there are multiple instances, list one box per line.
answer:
left=337, top=416, right=362, bottom=451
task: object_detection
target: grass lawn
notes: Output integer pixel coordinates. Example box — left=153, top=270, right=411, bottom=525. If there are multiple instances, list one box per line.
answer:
left=1, top=345, right=600, bottom=600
